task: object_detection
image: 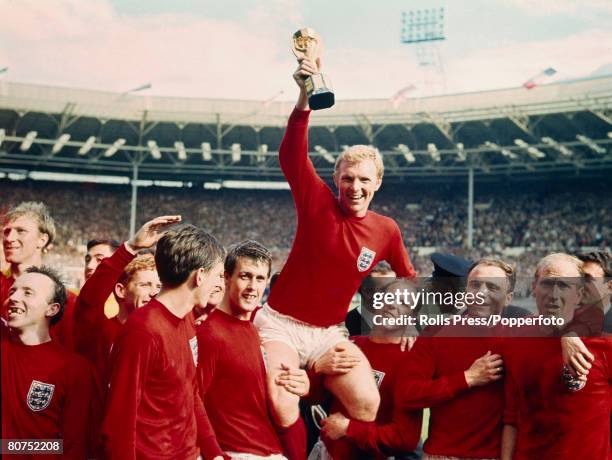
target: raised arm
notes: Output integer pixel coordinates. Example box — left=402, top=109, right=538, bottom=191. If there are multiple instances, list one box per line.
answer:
left=279, top=59, right=333, bottom=215
left=73, top=243, right=134, bottom=360
left=74, top=215, right=181, bottom=365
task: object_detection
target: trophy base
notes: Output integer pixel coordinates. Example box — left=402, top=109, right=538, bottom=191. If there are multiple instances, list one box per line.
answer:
left=309, top=90, right=335, bottom=110
left=306, top=74, right=335, bottom=110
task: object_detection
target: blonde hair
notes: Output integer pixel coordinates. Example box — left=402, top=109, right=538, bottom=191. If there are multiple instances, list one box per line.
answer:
left=535, top=253, right=584, bottom=280
left=334, top=145, right=384, bottom=180
left=5, top=201, right=56, bottom=250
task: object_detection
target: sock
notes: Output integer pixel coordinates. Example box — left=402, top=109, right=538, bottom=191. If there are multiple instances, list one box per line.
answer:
left=277, top=416, right=307, bottom=460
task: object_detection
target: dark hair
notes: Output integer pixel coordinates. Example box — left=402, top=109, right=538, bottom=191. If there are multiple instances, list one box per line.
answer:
left=225, top=240, right=272, bottom=278
left=577, top=251, right=612, bottom=278
left=24, top=265, right=67, bottom=326
left=155, top=225, right=225, bottom=287
left=468, top=258, right=517, bottom=293
left=86, top=238, right=120, bottom=252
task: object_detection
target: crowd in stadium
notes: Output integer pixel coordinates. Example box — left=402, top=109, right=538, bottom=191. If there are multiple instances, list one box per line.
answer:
left=1, top=179, right=609, bottom=293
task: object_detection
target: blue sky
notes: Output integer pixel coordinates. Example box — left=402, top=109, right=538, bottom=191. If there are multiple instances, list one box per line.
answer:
left=1, top=0, right=611, bottom=100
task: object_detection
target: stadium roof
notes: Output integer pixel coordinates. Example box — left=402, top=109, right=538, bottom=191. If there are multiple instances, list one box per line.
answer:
left=0, top=76, right=611, bottom=183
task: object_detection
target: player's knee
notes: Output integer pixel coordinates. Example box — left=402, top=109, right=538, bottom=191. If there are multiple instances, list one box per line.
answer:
left=347, top=389, right=380, bottom=422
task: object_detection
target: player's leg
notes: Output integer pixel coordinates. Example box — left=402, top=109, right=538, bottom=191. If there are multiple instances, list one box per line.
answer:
left=263, top=339, right=309, bottom=460
left=263, top=340, right=302, bottom=428
left=323, top=340, right=380, bottom=422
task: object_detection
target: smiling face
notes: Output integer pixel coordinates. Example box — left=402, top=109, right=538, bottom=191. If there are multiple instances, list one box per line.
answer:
left=226, top=257, right=269, bottom=319
left=5, top=272, right=59, bottom=330
left=333, top=159, right=382, bottom=218
left=2, top=215, right=48, bottom=266
left=207, top=269, right=226, bottom=307
left=466, top=264, right=513, bottom=318
left=116, top=269, right=162, bottom=312
left=194, top=260, right=225, bottom=309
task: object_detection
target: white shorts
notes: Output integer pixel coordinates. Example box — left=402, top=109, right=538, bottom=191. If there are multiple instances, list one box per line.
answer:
left=253, top=305, right=349, bottom=369
left=225, top=452, right=287, bottom=460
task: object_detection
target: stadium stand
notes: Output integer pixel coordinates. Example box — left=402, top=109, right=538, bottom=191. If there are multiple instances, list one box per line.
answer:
left=1, top=178, right=609, bottom=294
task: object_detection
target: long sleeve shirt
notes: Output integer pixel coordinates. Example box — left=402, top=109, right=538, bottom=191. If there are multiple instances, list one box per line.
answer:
left=325, top=337, right=422, bottom=459
left=267, top=108, right=416, bottom=327
left=398, top=334, right=504, bottom=458
left=1, top=324, right=94, bottom=459
left=503, top=336, right=612, bottom=459
left=73, top=243, right=134, bottom=382
left=102, top=299, right=204, bottom=460
left=196, top=309, right=282, bottom=459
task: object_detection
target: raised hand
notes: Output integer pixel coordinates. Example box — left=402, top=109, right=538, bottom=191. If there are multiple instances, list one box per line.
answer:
left=127, top=215, right=182, bottom=253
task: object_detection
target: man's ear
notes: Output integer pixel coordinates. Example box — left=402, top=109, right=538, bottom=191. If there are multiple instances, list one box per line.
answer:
left=505, top=292, right=514, bottom=307
left=194, top=267, right=205, bottom=287
left=37, top=232, right=50, bottom=251
left=332, top=173, right=339, bottom=190
left=45, top=302, right=60, bottom=320
left=114, top=282, right=126, bottom=301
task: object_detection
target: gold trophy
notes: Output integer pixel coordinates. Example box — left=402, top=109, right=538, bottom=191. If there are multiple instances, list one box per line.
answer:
left=291, top=28, right=335, bottom=110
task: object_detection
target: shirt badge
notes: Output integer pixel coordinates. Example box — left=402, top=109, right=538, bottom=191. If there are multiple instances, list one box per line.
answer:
left=27, top=380, right=55, bottom=411
left=189, top=336, right=199, bottom=366
left=357, top=247, right=376, bottom=272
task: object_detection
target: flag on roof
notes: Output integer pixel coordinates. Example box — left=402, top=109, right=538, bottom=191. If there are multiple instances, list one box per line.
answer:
left=523, top=67, right=557, bottom=89
left=390, top=84, right=416, bottom=108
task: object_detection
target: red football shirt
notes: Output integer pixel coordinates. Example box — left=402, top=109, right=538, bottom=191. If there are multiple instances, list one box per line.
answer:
left=102, top=299, right=205, bottom=460
left=399, top=334, right=504, bottom=458
left=196, top=309, right=282, bottom=459
left=73, top=243, right=133, bottom=457
left=324, top=337, right=422, bottom=459
left=503, top=336, right=612, bottom=459
left=267, top=109, right=416, bottom=327
left=73, top=243, right=134, bottom=381
left=1, top=325, right=94, bottom=459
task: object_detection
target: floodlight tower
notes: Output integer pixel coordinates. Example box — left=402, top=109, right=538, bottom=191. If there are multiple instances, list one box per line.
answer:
left=401, top=7, right=447, bottom=95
